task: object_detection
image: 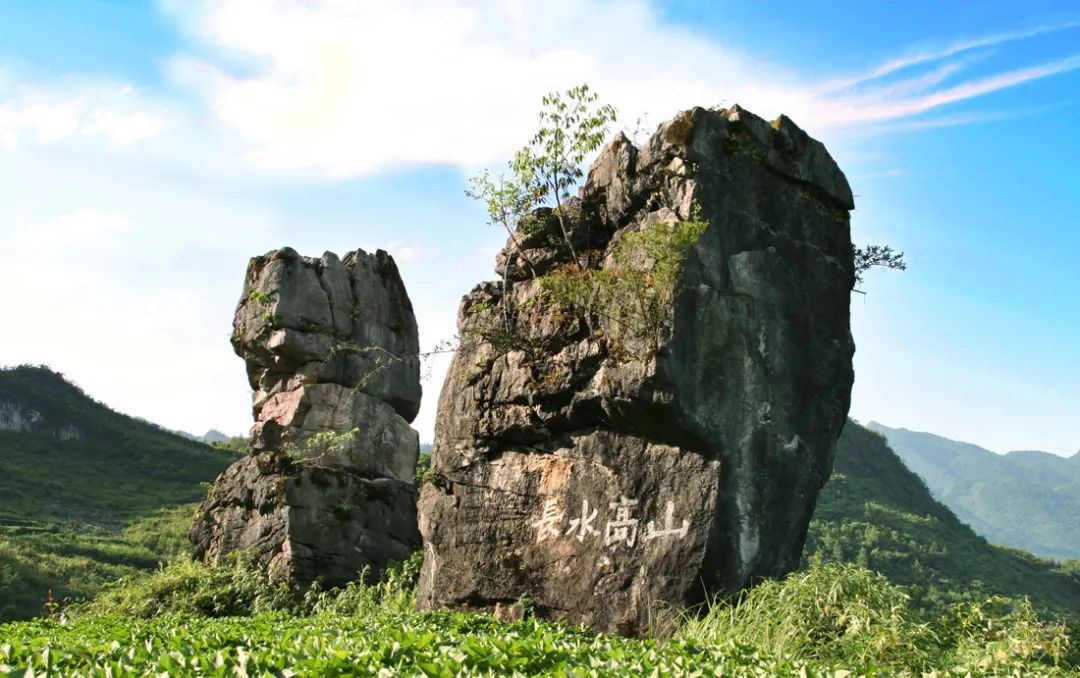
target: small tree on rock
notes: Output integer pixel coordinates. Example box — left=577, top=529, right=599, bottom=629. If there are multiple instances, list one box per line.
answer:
left=467, top=84, right=617, bottom=273
left=853, top=244, right=906, bottom=290
left=513, top=84, right=617, bottom=268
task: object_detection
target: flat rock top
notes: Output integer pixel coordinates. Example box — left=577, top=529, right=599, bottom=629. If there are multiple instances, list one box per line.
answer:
left=232, top=245, right=422, bottom=423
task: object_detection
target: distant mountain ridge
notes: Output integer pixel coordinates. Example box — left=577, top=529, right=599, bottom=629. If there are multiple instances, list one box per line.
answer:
left=807, top=421, right=1080, bottom=611
left=867, top=422, right=1080, bottom=560
left=177, top=429, right=237, bottom=445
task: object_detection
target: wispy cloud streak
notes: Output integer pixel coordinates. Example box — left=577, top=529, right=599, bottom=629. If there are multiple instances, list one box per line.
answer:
left=818, top=52, right=1080, bottom=126
left=823, top=20, right=1080, bottom=93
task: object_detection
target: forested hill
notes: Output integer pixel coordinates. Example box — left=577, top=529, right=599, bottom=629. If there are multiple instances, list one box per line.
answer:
left=0, top=365, right=236, bottom=526
left=868, top=422, right=1080, bottom=560
left=807, top=421, right=1080, bottom=612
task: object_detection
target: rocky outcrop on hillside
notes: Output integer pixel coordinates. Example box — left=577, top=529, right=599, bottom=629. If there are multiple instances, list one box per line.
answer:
left=190, top=247, right=422, bottom=588
left=0, top=401, right=83, bottom=440
left=416, top=105, right=856, bottom=635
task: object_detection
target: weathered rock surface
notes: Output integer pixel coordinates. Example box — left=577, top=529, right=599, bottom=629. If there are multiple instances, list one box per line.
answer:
left=191, top=247, right=422, bottom=588
left=417, top=105, right=855, bottom=635
left=232, top=247, right=421, bottom=454
left=0, top=400, right=83, bottom=440
left=190, top=453, right=419, bottom=587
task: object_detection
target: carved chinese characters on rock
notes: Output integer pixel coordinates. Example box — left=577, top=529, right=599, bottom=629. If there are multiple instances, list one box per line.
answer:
left=531, top=499, right=564, bottom=543
left=566, top=500, right=600, bottom=542
left=531, top=494, right=689, bottom=549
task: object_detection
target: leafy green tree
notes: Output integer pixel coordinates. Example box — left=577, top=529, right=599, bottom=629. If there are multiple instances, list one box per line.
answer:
left=467, top=84, right=617, bottom=272
left=513, top=84, right=617, bottom=268
left=464, top=169, right=539, bottom=278
left=464, top=84, right=617, bottom=339
left=464, top=168, right=541, bottom=334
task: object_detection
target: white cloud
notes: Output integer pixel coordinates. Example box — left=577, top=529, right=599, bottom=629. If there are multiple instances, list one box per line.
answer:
left=14, top=209, right=131, bottom=251
left=81, top=108, right=168, bottom=145
left=167, top=0, right=803, bottom=178
left=165, top=1, right=1080, bottom=180
left=823, top=52, right=1080, bottom=126
left=861, top=106, right=1069, bottom=136
left=25, top=100, right=83, bottom=142
left=391, top=243, right=421, bottom=262
left=0, top=83, right=171, bottom=150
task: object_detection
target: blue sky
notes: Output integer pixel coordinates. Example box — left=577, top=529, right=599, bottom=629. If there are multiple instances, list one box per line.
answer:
left=0, top=1, right=1076, bottom=455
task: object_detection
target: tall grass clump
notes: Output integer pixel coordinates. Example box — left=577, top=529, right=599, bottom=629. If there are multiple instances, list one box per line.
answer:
left=679, top=561, right=1077, bottom=674
left=70, top=552, right=296, bottom=619
left=307, top=551, right=423, bottom=618
left=680, top=562, right=935, bottom=670
left=934, top=596, right=1077, bottom=673
left=65, top=550, right=424, bottom=622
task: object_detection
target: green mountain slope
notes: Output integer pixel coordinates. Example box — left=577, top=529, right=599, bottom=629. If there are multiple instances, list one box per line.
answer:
left=806, top=421, right=1080, bottom=612
left=0, top=365, right=234, bottom=526
left=867, top=422, right=1080, bottom=560
left=0, top=505, right=197, bottom=621
left=0, top=365, right=236, bottom=620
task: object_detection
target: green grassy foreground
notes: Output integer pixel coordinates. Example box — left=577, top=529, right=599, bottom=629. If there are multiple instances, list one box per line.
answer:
left=0, top=612, right=834, bottom=677
left=1, top=557, right=1076, bottom=676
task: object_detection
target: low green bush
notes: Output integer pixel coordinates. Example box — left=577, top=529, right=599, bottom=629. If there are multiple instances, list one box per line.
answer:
left=307, top=551, right=423, bottom=617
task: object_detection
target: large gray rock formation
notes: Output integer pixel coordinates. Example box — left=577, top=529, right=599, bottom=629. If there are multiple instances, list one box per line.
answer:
left=190, top=247, right=422, bottom=588
left=416, top=105, right=855, bottom=635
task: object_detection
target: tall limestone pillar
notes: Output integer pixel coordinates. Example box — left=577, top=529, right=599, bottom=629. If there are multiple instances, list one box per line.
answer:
left=190, top=247, right=422, bottom=589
